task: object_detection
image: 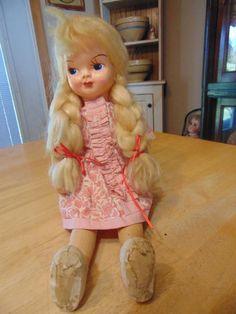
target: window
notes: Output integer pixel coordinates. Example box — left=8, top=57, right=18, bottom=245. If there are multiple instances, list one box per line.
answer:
left=0, top=1, right=48, bottom=147
left=0, top=44, right=22, bottom=148
left=222, top=107, right=235, bottom=130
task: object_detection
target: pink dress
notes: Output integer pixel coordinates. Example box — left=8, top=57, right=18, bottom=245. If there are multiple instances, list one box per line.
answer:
left=59, top=96, right=152, bottom=230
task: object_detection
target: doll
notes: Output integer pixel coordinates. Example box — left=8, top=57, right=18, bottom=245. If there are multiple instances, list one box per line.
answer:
left=47, top=9, right=159, bottom=311
left=186, top=114, right=201, bottom=138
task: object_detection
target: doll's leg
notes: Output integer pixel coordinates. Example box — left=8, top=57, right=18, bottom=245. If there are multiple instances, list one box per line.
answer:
left=50, top=229, right=97, bottom=311
left=118, top=223, right=155, bottom=302
left=69, top=229, right=97, bottom=263
left=118, top=223, right=144, bottom=245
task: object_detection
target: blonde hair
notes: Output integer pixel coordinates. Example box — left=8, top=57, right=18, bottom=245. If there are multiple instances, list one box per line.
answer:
left=47, top=9, right=159, bottom=195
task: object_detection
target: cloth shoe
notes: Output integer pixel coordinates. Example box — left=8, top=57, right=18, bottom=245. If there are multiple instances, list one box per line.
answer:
left=50, top=245, right=88, bottom=311
left=120, top=237, right=155, bottom=302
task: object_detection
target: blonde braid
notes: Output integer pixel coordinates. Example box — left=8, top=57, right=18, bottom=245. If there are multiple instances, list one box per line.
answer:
left=111, top=77, right=159, bottom=195
left=47, top=81, right=83, bottom=193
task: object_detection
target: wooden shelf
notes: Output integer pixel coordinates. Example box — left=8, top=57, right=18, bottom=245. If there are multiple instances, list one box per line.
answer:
left=100, top=0, right=164, bottom=131
left=128, top=80, right=165, bottom=86
left=100, top=0, right=162, bottom=81
left=102, top=0, right=157, bottom=9
left=124, top=38, right=158, bottom=47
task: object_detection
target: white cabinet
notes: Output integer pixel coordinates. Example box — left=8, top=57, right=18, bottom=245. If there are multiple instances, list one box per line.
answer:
left=99, top=0, right=165, bottom=131
left=128, top=81, right=164, bottom=131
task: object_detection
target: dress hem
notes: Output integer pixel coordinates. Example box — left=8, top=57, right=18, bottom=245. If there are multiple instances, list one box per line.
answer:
left=62, top=211, right=150, bottom=230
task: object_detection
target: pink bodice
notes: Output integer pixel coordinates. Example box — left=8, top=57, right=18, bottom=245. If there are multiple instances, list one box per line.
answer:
left=81, top=97, right=127, bottom=199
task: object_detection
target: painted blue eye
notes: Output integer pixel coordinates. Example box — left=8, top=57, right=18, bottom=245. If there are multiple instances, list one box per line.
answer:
left=68, top=68, right=78, bottom=75
left=93, top=63, right=104, bottom=71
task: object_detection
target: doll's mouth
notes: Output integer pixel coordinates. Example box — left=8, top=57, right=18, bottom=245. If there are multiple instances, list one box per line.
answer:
left=83, top=82, right=93, bottom=88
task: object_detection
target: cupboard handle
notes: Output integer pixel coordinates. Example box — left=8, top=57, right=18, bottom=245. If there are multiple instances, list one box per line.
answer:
left=147, top=103, right=152, bottom=108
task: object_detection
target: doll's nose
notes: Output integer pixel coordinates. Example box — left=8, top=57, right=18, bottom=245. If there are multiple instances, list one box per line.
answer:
left=82, top=69, right=91, bottom=79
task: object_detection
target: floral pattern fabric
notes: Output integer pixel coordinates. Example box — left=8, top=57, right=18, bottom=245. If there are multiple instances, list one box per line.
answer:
left=59, top=97, right=152, bottom=230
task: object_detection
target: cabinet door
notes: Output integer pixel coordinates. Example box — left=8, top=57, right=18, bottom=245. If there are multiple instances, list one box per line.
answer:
left=128, top=84, right=163, bottom=131
left=132, top=93, right=154, bottom=129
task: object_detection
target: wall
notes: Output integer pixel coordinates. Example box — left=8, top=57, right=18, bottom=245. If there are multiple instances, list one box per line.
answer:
left=164, top=0, right=206, bottom=135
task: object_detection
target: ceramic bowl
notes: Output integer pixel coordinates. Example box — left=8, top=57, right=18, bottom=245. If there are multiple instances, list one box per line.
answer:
left=128, top=59, right=152, bottom=82
left=115, top=16, right=149, bottom=42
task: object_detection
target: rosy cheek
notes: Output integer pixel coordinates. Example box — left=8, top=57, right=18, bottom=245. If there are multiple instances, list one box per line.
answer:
left=98, top=76, right=113, bottom=85
left=98, top=79, right=107, bottom=83
left=69, top=79, right=82, bottom=92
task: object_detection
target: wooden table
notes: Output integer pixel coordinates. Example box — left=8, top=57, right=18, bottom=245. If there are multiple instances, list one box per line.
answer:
left=1, top=133, right=236, bottom=314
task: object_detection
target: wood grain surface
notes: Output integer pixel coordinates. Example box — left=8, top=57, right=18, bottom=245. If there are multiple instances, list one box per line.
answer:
left=0, top=133, right=236, bottom=314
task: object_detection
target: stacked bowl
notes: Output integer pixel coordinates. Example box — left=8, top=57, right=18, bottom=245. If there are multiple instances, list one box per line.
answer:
left=128, top=59, right=152, bottom=82
left=115, top=16, right=149, bottom=42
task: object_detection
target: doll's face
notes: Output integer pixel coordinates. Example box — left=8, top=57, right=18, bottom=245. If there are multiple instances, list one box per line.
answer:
left=188, top=117, right=200, bottom=132
left=65, top=46, right=115, bottom=101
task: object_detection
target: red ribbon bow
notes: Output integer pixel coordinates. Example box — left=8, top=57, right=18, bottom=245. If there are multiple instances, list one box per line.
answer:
left=130, top=134, right=144, bottom=161
left=54, top=143, right=101, bottom=176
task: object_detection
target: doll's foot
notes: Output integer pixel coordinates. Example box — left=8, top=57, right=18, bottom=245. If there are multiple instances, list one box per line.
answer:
left=120, top=237, right=155, bottom=302
left=50, top=245, right=88, bottom=311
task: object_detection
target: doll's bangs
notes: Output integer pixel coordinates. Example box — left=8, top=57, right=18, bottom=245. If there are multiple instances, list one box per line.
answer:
left=54, top=15, right=128, bottom=78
